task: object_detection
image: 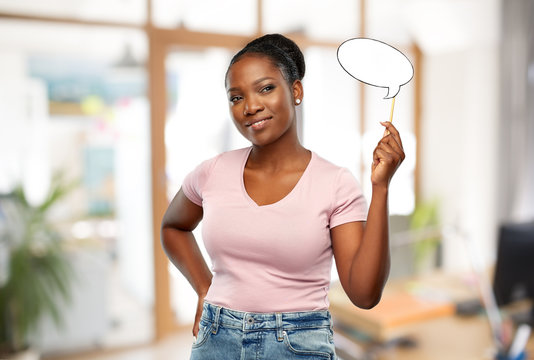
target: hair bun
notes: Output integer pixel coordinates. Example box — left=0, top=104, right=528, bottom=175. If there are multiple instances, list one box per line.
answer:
left=252, top=34, right=306, bottom=80
left=226, top=33, right=306, bottom=86
left=245, top=34, right=305, bottom=80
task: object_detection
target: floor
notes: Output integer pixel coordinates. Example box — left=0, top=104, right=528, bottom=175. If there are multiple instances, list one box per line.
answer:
left=39, top=252, right=193, bottom=360
left=44, top=331, right=194, bottom=360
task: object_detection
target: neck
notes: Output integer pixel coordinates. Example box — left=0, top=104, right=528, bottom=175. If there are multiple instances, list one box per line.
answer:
left=248, top=127, right=309, bottom=171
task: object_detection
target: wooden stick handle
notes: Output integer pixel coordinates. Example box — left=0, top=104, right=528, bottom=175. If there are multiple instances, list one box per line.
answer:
left=389, top=96, right=396, bottom=123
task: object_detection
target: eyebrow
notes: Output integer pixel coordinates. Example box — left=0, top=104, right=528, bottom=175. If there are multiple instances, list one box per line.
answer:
left=226, top=76, right=277, bottom=93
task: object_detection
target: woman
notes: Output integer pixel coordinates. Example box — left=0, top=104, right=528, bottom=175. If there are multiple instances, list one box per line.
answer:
left=161, top=34, right=405, bottom=359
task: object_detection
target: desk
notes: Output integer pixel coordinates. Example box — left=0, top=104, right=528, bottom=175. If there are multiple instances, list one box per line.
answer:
left=329, top=273, right=534, bottom=360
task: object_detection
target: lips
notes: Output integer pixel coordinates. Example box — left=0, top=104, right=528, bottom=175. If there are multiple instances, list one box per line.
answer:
left=245, top=117, right=271, bottom=130
left=245, top=117, right=272, bottom=127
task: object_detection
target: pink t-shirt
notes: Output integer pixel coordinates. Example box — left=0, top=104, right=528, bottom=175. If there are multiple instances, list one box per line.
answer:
left=182, top=147, right=367, bottom=312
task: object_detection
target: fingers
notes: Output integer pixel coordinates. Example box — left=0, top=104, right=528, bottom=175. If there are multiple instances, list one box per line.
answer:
left=378, top=123, right=404, bottom=156
left=371, top=121, right=405, bottom=186
left=375, top=136, right=405, bottom=163
left=192, top=318, right=200, bottom=337
left=373, top=141, right=403, bottom=169
left=372, top=123, right=405, bottom=176
left=377, top=135, right=403, bottom=157
left=380, top=121, right=404, bottom=149
left=192, top=298, right=204, bottom=337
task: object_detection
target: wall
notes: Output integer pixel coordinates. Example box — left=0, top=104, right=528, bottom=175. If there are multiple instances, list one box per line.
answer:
left=367, top=0, right=502, bottom=271
left=415, top=3, right=501, bottom=271
left=420, top=46, right=500, bottom=271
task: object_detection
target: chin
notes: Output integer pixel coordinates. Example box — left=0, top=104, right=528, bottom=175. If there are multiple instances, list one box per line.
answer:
left=248, top=139, right=270, bottom=148
left=248, top=132, right=284, bottom=147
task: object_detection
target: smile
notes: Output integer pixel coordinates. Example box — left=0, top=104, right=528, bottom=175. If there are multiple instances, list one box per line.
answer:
left=246, top=117, right=271, bottom=130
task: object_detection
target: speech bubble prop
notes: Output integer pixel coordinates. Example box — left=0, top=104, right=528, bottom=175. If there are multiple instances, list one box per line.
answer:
left=337, top=38, right=414, bottom=99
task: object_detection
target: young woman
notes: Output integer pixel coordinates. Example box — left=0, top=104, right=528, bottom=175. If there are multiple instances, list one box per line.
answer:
left=161, top=34, right=405, bottom=359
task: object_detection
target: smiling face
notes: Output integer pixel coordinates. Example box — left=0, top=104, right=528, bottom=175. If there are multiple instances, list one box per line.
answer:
left=225, top=54, right=302, bottom=147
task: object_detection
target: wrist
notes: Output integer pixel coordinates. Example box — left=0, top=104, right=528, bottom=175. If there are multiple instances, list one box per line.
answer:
left=197, top=291, right=209, bottom=301
left=371, top=183, right=389, bottom=195
left=197, top=280, right=212, bottom=299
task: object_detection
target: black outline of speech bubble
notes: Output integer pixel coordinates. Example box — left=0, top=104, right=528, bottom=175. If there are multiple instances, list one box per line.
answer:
left=337, top=37, right=414, bottom=99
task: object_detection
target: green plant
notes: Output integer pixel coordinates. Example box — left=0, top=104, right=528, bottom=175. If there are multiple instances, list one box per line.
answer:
left=0, top=173, right=77, bottom=355
left=410, top=198, right=441, bottom=272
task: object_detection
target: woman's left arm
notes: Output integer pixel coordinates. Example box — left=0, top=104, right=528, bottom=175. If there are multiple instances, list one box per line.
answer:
left=331, top=121, right=405, bottom=309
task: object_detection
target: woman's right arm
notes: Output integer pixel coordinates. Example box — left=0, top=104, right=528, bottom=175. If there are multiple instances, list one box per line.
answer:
left=161, top=188, right=212, bottom=337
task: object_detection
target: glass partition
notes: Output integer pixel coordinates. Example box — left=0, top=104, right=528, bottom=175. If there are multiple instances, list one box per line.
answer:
left=302, top=46, right=362, bottom=175
left=165, top=47, right=243, bottom=324
left=262, top=0, right=360, bottom=42
left=152, top=0, right=257, bottom=34
left=0, top=20, right=153, bottom=354
left=0, top=0, right=146, bottom=24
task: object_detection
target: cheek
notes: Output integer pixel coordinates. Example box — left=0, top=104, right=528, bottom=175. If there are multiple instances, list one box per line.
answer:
left=274, top=87, right=294, bottom=113
left=265, top=95, right=288, bottom=114
left=228, top=104, right=241, bottom=121
left=229, top=107, right=246, bottom=132
left=272, top=97, right=293, bottom=120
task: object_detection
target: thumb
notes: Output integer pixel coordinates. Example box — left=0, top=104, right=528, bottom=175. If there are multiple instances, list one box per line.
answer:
left=381, top=121, right=391, bottom=137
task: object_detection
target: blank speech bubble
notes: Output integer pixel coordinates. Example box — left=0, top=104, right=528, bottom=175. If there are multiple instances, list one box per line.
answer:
left=337, top=38, right=414, bottom=99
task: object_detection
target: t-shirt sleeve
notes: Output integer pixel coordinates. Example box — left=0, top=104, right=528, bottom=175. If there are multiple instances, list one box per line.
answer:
left=181, top=157, right=217, bottom=207
left=329, top=168, right=368, bottom=228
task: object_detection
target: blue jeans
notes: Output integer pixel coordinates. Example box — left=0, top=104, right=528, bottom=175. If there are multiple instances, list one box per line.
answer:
left=190, top=302, right=337, bottom=360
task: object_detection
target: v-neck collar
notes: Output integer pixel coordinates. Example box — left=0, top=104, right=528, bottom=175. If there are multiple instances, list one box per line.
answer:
left=240, top=147, right=314, bottom=208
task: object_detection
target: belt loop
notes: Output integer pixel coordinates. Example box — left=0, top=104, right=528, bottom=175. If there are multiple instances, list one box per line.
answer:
left=211, top=305, right=221, bottom=334
left=276, top=313, right=283, bottom=342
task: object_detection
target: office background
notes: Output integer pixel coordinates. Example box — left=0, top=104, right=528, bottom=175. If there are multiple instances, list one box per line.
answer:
left=0, top=0, right=532, bottom=358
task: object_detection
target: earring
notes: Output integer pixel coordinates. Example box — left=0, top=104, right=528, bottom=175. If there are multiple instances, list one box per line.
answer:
left=295, top=99, right=301, bottom=105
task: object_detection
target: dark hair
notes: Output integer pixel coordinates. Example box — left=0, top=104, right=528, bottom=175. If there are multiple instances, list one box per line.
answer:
left=225, top=34, right=305, bottom=86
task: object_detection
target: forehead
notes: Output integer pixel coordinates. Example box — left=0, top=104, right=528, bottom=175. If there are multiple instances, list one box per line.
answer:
left=226, top=54, right=284, bottom=89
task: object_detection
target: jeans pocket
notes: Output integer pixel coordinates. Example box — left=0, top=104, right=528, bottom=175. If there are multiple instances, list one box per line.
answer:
left=327, top=326, right=335, bottom=344
left=192, top=322, right=213, bottom=349
left=282, top=328, right=334, bottom=359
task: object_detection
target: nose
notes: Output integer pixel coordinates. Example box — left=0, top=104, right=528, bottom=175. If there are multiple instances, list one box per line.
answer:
left=243, top=95, right=263, bottom=116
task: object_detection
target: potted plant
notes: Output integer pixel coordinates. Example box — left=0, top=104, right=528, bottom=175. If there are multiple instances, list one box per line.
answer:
left=0, top=174, right=77, bottom=359
left=410, top=198, right=441, bottom=274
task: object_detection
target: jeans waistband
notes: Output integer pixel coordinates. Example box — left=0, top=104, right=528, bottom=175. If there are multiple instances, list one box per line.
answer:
left=201, top=302, right=332, bottom=340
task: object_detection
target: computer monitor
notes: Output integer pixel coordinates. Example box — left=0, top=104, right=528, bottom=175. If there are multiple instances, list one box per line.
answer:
left=493, top=221, right=534, bottom=325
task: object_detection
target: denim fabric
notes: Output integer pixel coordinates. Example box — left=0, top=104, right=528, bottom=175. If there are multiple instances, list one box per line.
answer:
left=190, top=302, right=337, bottom=360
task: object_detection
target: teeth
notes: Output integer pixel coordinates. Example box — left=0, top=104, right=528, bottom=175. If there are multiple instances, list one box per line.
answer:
left=252, top=120, right=265, bottom=126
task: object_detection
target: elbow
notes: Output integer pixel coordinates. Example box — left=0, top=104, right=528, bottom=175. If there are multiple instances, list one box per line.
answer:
left=160, top=221, right=191, bottom=252
left=347, top=287, right=384, bottom=310
left=160, top=225, right=171, bottom=252
left=160, top=218, right=178, bottom=252
left=348, top=263, right=390, bottom=309
left=160, top=213, right=180, bottom=248
left=351, top=296, right=382, bottom=310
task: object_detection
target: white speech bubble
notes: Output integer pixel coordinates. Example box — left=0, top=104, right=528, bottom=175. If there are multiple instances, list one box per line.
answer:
left=337, top=38, right=414, bottom=99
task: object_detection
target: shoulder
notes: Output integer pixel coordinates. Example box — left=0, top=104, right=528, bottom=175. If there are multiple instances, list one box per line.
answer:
left=217, top=146, right=251, bottom=163
left=182, top=147, right=250, bottom=203
left=311, top=151, right=356, bottom=182
left=310, top=152, right=364, bottom=201
left=196, top=146, right=251, bottom=173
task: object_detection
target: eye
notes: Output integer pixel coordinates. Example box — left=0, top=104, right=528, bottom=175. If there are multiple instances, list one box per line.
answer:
left=229, top=95, right=242, bottom=104
left=260, top=84, right=275, bottom=93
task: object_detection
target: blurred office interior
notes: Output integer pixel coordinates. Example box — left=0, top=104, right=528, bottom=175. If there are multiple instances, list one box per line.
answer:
left=0, top=0, right=533, bottom=359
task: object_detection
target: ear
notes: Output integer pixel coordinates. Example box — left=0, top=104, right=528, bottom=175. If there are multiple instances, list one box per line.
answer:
left=292, top=80, right=303, bottom=105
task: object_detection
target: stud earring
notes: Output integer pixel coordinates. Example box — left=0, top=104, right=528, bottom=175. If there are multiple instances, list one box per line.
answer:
left=295, top=99, right=301, bottom=105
